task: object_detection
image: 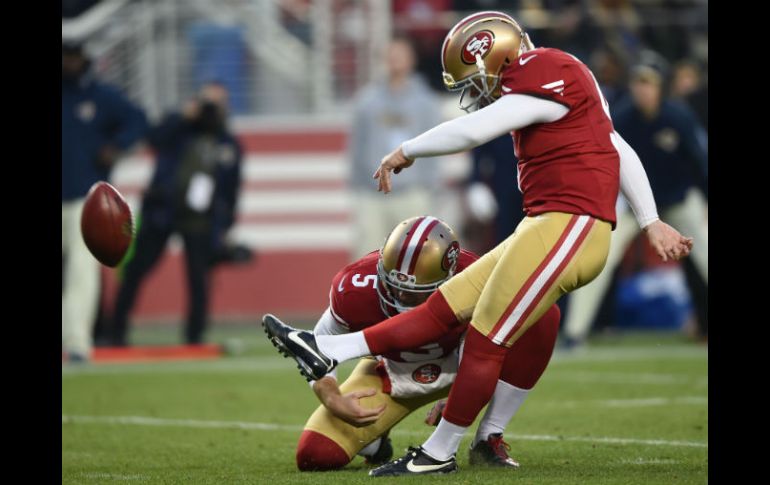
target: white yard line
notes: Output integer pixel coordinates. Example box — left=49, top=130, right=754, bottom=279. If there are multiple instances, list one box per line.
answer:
left=543, top=370, right=708, bottom=387
left=62, top=360, right=708, bottom=390
left=619, top=458, right=680, bottom=465
left=79, top=473, right=148, bottom=481
left=63, top=364, right=708, bottom=389
left=598, top=396, right=708, bottom=407
left=61, top=342, right=706, bottom=376
left=543, top=396, right=708, bottom=408
left=61, top=357, right=296, bottom=375
left=549, top=346, right=707, bottom=363
left=62, top=354, right=707, bottom=380
left=62, top=415, right=708, bottom=449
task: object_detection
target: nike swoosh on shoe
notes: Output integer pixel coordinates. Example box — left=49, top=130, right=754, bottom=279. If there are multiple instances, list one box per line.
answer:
left=405, top=459, right=452, bottom=473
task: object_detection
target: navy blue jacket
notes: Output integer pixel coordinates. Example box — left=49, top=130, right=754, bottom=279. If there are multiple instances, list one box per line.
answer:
left=469, top=134, right=524, bottom=244
left=62, top=72, right=148, bottom=201
left=142, top=113, right=242, bottom=248
left=613, top=99, right=708, bottom=209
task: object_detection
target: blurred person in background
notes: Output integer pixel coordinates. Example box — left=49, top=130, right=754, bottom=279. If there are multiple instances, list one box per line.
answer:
left=539, top=0, right=601, bottom=62
left=636, top=0, right=693, bottom=62
left=392, top=0, right=453, bottom=92
left=348, top=36, right=444, bottom=260
left=561, top=53, right=708, bottom=348
left=461, top=134, right=523, bottom=255
left=111, top=82, right=243, bottom=347
left=586, top=0, right=643, bottom=61
left=588, top=43, right=629, bottom=109
left=62, top=40, right=148, bottom=362
left=671, top=59, right=707, bottom=132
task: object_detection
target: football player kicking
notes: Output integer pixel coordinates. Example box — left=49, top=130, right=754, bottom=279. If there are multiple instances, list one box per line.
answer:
left=275, top=216, right=560, bottom=472
left=265, top=11, right=693, bottom=477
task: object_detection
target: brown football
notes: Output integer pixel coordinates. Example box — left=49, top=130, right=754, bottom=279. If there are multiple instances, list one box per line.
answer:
left=80, top=181, right=134, bottom=267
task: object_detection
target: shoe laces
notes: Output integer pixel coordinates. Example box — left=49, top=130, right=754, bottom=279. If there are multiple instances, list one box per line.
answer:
left=371, top=447, right=410, bottom=473
left=391, top=447, right=420, bottom=464
left=488, top=434, right=512, bottom=460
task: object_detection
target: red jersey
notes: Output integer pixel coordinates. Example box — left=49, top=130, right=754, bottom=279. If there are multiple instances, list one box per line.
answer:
left=500, top=47, right=620, bottom=227
left=328, top=249, right=478, bottom=363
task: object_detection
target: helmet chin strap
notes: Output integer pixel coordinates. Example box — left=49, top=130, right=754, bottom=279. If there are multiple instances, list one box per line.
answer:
left=520, top=32, right=535, bottom=55
left=456, top=53, right=495, bottom=113
left=475, top=53, right=489, bottom=91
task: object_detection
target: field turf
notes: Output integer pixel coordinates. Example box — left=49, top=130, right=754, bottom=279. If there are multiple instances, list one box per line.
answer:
left=62, top=324, right=708, bottom=484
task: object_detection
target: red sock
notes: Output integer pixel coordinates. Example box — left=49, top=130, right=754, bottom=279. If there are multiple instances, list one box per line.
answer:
left=296, top=430, right=351, bottom=471
left=499, top=305, right=561, bottom=390
left=442, top=326, right=507, bottom=427
left=363, top=291, right=460, bottom=356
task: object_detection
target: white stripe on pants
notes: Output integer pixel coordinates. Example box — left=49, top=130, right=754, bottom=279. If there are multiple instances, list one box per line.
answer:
left=62, top=198, right=100, bottom=357
left=563, top=188, right=708, bottom=341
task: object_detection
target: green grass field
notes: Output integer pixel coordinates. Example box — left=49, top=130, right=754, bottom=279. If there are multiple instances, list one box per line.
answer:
left=62, top=325, right=708, bottom=484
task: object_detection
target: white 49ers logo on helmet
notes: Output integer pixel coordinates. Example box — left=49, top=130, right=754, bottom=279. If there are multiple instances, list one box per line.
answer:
left=461, top=30, right=495, bottom=64
left=442, top=241, right=460, bottom=271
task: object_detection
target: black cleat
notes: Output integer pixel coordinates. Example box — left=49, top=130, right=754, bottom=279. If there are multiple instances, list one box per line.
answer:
left=468, top=433, right=520, bottom=468
left=363, top=435, right=393, bottom=466
left=261, top=314, right=338, bottom=381
left=369, top=446, right=457, bottom=477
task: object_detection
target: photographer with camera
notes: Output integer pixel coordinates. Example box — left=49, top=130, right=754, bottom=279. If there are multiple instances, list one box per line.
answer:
left=111, top=82, right=244, bottom=347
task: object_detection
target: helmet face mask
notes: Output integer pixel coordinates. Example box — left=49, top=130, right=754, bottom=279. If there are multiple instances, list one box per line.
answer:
left=443, top=52, right=500, bottom=113
left=448, top=66, right=500, bottom=113
left=376, top=259, right=445, bottom=314
left=376, top=216, right=461, bottom=315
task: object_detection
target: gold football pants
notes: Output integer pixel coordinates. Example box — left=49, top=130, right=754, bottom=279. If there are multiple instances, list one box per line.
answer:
left=440, top=212, right=611, bottom=346
left=303, top=358, right=448, bottom=458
